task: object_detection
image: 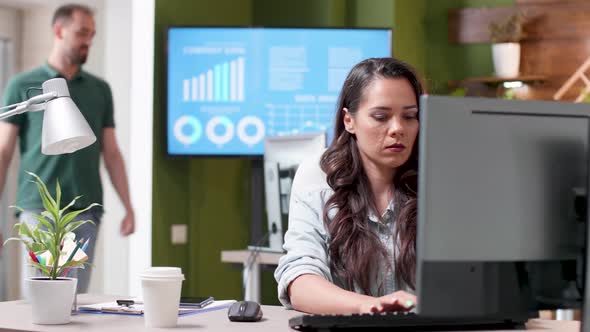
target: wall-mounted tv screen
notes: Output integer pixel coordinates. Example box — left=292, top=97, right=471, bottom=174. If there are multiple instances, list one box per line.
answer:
left=166, top=27, right=391, bottom=156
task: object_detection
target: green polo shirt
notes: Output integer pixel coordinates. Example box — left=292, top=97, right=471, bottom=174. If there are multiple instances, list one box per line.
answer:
left=1, top=63, right=114, bottom=212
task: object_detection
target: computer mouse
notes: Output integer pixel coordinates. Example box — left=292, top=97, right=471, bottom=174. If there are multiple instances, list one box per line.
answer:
left=227, top=300, right=263, bottom=322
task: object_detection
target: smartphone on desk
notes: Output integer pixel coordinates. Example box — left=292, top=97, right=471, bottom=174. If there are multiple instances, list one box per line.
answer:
left=180, top=296, right=214, bottom=308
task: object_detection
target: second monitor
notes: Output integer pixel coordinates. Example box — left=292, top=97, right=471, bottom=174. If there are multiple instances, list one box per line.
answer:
left=263, top=132, right=327, bottom=251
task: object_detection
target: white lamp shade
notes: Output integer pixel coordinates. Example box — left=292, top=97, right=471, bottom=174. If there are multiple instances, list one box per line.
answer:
left=41, top=97, right=97, bottom=155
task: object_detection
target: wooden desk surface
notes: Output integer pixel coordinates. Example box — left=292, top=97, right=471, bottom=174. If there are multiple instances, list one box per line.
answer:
left=0, top=294, right=581, bottom=332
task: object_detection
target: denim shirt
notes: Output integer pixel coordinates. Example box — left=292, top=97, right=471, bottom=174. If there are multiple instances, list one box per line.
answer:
left=274, top=152, right=404, bottom=308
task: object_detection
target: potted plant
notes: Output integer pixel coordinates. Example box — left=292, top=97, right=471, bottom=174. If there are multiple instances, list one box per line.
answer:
left=3, top=172, right=98, bottom=325
left=489, top=12, right=526, bottom=77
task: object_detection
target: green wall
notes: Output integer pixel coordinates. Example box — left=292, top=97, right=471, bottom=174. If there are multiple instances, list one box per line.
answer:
left=253, top=0, right=348, bottom=26
left=393, top=0, right=426, bottom=74
left=152, top=0, right=516, bottom=305
left=153, top=0, right=254, bottom=301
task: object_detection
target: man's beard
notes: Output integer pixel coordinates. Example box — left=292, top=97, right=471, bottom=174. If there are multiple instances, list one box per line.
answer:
left=68, top=48, right=88, bottom=65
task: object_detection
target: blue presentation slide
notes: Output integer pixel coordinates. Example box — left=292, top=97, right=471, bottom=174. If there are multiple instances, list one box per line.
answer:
left=167, top=27, right=391, bottom=156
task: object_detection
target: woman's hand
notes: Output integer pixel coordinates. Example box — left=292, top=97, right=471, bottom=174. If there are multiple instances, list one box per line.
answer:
left=357, top=291, right=416, bottom=313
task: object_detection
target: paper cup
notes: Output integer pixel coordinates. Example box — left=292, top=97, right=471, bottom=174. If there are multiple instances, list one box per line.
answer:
left=141, top=267, right=185, bottom=328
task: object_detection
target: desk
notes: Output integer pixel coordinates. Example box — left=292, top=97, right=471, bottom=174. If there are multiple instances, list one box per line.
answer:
left=221, top=249, right=283, bottom=302
left=0, top=294, right=581, bottom=332
left=0, top=294, right=298, bottom=332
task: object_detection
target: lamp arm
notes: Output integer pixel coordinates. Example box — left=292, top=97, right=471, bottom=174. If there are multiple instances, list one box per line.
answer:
left=0, top=104, right=27, bottom=120
left=0, top=103, right=22, bottom=111
left=25, top=92, right=58, bottom=107
left=0, top=91, right=58, bottom=120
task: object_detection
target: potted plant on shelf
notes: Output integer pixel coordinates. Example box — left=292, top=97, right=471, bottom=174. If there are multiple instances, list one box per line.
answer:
left=489, top=12, right=526, bottom=78
left=3, top=172, right=98, bottom=325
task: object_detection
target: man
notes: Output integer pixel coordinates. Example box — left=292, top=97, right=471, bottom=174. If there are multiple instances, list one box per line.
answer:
left=0, top=4, right=134, bottom=294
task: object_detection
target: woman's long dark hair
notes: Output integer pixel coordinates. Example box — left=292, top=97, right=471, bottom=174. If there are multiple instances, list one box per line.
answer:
left=320, top=58, right=423, bottom=293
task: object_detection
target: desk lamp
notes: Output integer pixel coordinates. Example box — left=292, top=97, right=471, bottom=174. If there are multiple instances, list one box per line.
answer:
left=0, top=78, right=96, bottom=154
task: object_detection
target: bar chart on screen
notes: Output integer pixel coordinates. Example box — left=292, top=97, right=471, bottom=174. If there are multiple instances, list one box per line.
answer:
left=182, top=57, right=245, bottom=103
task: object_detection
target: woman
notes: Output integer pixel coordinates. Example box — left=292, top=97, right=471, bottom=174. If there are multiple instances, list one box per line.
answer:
left=274, top=57, right=423, bottom=314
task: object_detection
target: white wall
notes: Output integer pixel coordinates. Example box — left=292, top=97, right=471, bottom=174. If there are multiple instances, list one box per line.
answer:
left=20, top=2, right=104, bottom=75
left=101, top=0, right=132, bottom=295
left=20, top=7, right=53, bottom=72
left=0, top=6, right=21, bottom=68
left=128, top=0, right=154, bottom=296
left=0, top=5, right=21, bottom=301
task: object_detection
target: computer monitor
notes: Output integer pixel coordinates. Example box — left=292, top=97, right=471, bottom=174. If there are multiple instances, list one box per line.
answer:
left=263, top=132, right=327, bottom=251
left=417, top=96, right=588, bottom=325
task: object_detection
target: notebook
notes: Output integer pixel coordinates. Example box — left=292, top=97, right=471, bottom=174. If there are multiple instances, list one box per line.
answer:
left=78, top=300, right=235, bottom=316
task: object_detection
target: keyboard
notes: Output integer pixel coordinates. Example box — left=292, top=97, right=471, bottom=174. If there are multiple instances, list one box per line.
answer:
left=289, top=311, right=526, bottom=331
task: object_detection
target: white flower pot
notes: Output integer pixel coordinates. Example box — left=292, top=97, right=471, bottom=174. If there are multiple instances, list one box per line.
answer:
left=26, top=277, right=77, bottom=325
left=492, top=42, right=520, bottom=77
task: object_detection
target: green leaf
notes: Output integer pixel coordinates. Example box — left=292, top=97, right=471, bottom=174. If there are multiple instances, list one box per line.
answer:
left=3, top=236, right=28, bottom=246
left=26, top=172, right=59, bottom=222
left=33, top=229, right=53, bottom=253
left=9, top=205, right=24, bottom=213
left=34, top=228, right=52, bottom=243
left=59, top=195, right=83, bottom=216
left=40, top=210, right=55, bottom=222
left=29, top=213, right=55, bottom=233
left=32, top=181, right=58, bottom=221
left=26, top=172, right=56, bottom=207
left=60, top=203, right=100, bottom=229
left=29, top=242, right=46, bottom=253
left=77, top=262, right=91, bottom=269
left=63, top=219, right=94, bottom=234
left=64, top=261, right=92, bottom=271
left=55, top=258, right=87, bottom=277
left=55, top=264, right=88, bottom=280
left=16, top=222, right=34, bottom=240
left=56, top=179, right=62, bottom=212
left=27, top=261, right=51, bottom=277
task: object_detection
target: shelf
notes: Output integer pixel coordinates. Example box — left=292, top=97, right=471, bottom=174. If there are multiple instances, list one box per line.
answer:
left=448, top=75, right=548, bottom=99
left=449, top=75, right=547, bottom=91
left=454, top=75, right=546, bottom=85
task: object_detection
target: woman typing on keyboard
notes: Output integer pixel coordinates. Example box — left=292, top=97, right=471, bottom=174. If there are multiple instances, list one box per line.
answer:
left=274, top=57, right=423, bottom=315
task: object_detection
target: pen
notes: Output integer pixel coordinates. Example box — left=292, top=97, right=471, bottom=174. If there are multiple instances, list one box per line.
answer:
left=81, top=237, right=89, bottom=252
left=28, top=251, right=39, bottom=263
left=37, top=255, right=44, bottom=266
left=116, top=299, right=143, bottom=305
left=64, top=239, right=82, bottom=265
